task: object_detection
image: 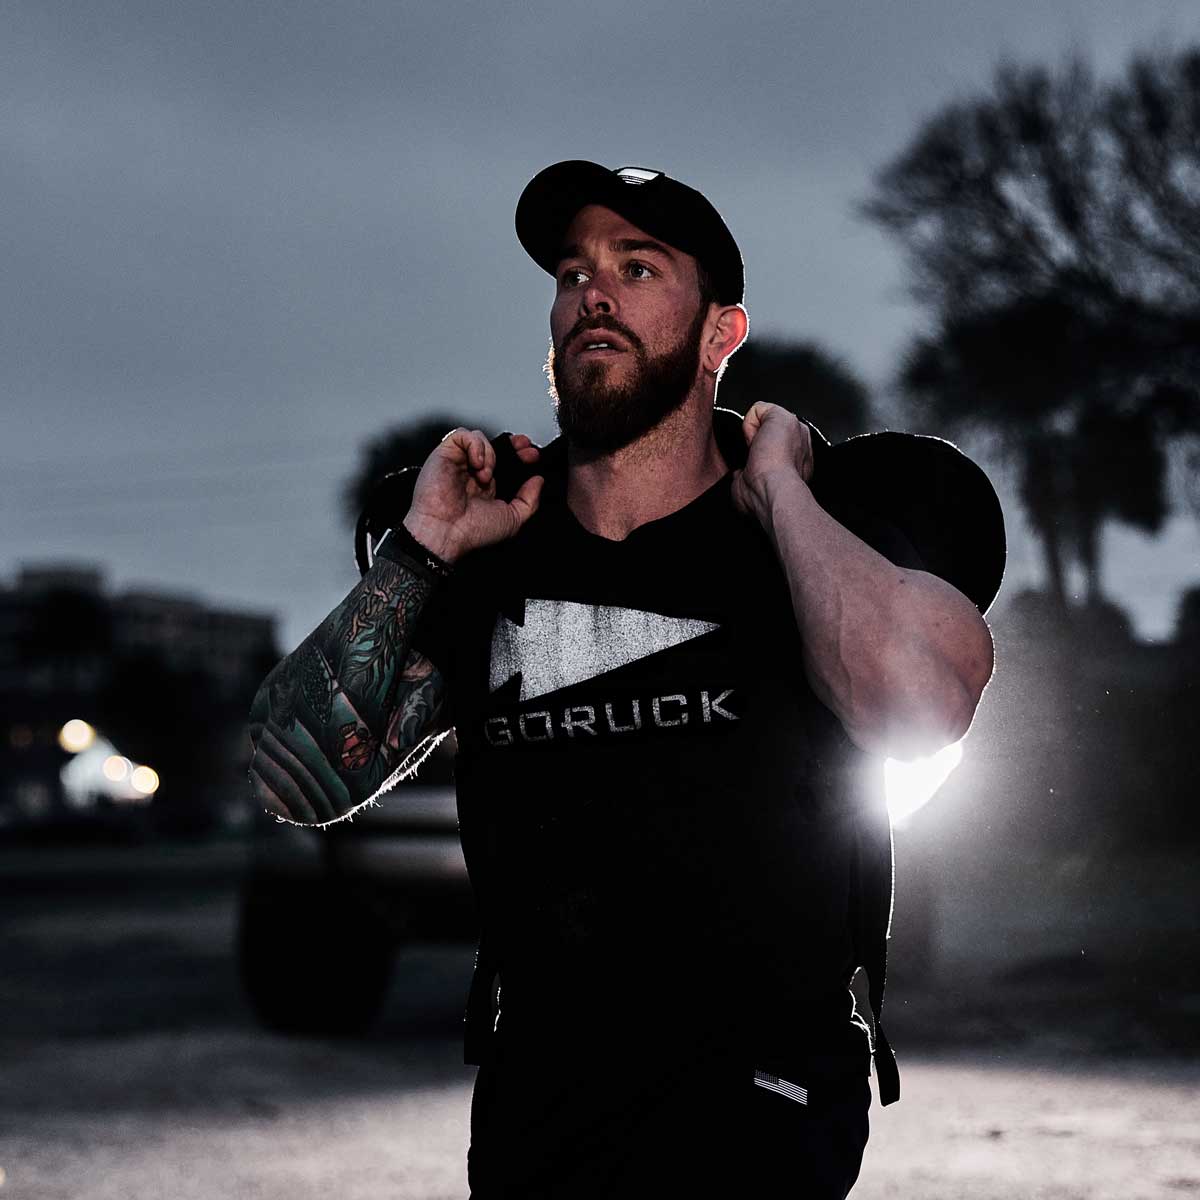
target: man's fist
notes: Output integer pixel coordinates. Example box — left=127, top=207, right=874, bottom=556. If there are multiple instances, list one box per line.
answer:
left=730, top=402, right=814, bottom=523
left=403, top=428, right=544, bottom=562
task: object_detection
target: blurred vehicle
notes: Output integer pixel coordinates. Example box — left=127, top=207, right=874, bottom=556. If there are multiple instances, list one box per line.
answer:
left=236, top=732, right=476, bottom=1035
left=234, top=462, right=481, bottom=1036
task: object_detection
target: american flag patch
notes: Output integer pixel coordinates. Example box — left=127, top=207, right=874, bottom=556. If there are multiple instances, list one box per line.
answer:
left=753, top=1070, right=808, bottom=1106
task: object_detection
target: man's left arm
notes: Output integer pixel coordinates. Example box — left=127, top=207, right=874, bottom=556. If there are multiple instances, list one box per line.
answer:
left=731, top=403, right=995, bottom=760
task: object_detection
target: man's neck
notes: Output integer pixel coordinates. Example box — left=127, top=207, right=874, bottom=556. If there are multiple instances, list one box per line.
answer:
left=564, top=395, right=729, bottom=542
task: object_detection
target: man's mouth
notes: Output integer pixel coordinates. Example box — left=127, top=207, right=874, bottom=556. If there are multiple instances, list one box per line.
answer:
left=571, top=330, right=629, bottom=357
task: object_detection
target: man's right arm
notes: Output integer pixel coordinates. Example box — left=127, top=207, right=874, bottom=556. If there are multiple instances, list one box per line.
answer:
left=246, top=541, right=451, bottom=827
left=246, top=426, right=545, bottom=827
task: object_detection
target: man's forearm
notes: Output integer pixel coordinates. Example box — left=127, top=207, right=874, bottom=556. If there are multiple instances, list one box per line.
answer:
left=759, top=469, right=994, bottom=759
left=246, top=540, right=449, bottom=826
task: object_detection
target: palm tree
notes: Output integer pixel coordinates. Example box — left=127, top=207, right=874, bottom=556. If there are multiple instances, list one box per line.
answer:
left=862, top=47, right=1200, bottom=607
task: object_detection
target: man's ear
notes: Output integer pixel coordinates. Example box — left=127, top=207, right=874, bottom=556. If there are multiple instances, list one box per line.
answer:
left=703, top=303, right=749, bottom=375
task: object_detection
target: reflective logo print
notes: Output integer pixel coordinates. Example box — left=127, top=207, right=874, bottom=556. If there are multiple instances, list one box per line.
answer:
left=753, top=1070, right=808, bottom=1105
left=489, top=599, right=720, bottom=702
left=483, top=688, right=738, bottom=747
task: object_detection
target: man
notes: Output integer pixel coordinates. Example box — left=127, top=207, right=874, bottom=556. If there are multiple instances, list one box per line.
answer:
left=247, top=161, right=999, bottom=1198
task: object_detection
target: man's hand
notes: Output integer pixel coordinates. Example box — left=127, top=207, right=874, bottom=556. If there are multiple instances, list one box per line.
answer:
left=403, top=429, right=544, bottom=563
left=730, top=402, right=814, bottom=524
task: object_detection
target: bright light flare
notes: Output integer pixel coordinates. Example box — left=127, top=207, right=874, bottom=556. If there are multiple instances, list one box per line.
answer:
left=60, top=734, right=158, bottom=806
left=102, top=755, right=132, bottom=782
left=130, top=765, right=160, bottom=795
left=58, top=719, right=96, bottom=753
left=884, top=741, right=964, bottom=827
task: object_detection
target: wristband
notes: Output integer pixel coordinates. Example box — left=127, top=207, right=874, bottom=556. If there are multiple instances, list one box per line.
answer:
left=378, top=521, right=455, bottom=580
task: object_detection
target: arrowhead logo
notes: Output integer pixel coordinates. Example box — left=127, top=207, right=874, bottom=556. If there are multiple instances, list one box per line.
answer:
left=489, top=599, right=719, bottom=702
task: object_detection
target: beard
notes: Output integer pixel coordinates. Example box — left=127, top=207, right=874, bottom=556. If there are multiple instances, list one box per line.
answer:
left=545, top=302, right=708, bottom=458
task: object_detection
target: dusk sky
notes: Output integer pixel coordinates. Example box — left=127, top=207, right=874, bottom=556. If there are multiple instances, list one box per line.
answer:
left=5, top=0, right=1198, bottom=653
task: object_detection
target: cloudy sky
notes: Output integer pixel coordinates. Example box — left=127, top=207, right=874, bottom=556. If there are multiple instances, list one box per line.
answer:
left=5, top=0, right=1198, bottom=652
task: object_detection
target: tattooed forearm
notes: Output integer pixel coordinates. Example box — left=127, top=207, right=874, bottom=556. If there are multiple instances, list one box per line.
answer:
left=246, top=549, right=450, bottom=826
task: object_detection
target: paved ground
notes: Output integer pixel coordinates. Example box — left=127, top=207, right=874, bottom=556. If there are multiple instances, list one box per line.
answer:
left=1, top=839, right=1197, bottom=1199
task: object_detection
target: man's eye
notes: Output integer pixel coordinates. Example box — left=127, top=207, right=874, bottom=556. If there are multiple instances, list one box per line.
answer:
left=627, top=262, right=654, bottom=280
left=559, top=268, right=588, bottom=288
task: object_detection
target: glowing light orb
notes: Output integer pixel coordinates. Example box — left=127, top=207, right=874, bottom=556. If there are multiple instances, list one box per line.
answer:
left=884, top=741, right=964, bottom=827
left=58, top=719, right=96, bottom=753
left=102, top=755, right=132, bottom=782
left=130, top=765, right=160, bottom=795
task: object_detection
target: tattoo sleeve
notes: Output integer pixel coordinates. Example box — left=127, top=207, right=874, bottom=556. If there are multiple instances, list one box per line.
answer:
left=246, top=544, right=452, bottom=827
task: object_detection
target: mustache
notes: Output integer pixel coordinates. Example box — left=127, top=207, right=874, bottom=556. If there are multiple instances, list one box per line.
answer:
left=558, top=316, right=643, bottom=356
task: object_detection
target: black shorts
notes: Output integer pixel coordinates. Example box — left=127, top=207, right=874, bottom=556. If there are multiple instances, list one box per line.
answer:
left=467, top=1035, right=871, bottom=1200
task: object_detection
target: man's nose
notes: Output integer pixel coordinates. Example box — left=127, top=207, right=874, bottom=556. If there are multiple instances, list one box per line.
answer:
left=580, top=276, right=615, bottom=315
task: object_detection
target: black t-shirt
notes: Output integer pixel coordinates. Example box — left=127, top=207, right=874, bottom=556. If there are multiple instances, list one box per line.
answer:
left=415, top=464, right=889, bottom=1075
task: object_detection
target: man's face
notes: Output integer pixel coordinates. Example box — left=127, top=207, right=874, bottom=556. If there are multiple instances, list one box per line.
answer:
left=546, top=205, right=711, bottom=456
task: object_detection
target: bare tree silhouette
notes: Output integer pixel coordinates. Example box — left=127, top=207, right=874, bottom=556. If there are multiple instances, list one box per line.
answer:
left=862, top=47, right=1200, bottom=606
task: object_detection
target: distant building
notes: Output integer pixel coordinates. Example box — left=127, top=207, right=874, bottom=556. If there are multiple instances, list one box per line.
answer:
left=0, top=562, right=279, bottom=835
left=0, top=561, right=278, bottom=700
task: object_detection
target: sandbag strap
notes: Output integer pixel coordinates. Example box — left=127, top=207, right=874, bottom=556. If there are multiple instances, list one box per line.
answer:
left=463, top=949, right=499, bottom=1066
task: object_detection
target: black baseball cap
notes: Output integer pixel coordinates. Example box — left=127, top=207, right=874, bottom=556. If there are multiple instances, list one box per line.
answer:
left=515, top=161, right=745, bottom=305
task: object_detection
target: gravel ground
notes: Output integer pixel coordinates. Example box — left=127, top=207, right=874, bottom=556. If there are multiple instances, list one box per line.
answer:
left=0, top=1030, right=473, bottom=1200
left=1, top=840, right=1197, bottom=1199
left=1, top=1033, right=1197, bottom=1199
